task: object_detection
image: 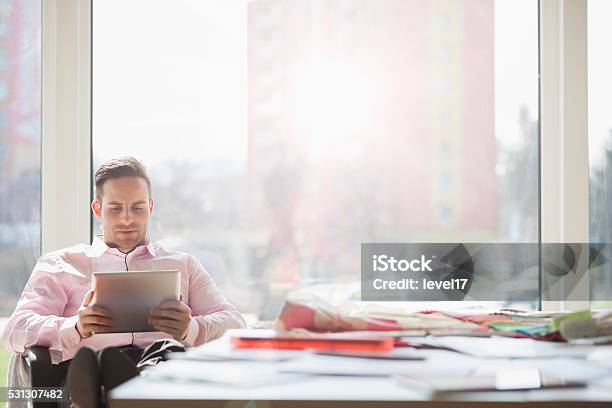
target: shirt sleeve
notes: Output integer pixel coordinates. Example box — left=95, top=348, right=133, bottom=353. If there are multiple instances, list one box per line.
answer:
left=3, top=255, right=81, bottom=354
left=182, top=255, right=246, bottom=347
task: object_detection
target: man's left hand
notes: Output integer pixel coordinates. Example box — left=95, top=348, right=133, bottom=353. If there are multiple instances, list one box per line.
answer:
left=149, top=296, right=192, bottom=341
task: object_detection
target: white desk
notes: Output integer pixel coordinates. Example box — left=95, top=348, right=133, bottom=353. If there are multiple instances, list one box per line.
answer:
left=109, top=331, right=612, bottom=408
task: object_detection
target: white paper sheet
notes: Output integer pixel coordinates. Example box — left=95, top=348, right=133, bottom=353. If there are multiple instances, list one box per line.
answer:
left=145, top=360, right=307, bottom=387
left=278, top=350, right=474, bottom=376
left=422, top=336, right=593, bottom=358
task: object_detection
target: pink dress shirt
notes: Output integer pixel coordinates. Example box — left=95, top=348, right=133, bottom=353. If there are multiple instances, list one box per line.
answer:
left=3, top=235, right=246, bottom=364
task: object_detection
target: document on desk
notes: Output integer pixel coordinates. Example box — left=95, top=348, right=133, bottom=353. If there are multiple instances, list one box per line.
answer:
left=175, top=330, right=304, bottom=362
left=278, top=350, right=474, bottom=377
left=396, top=368, right=585, bottom=394
left=313, top=348, right=425, bottom=360
left=145, top=360, right=308, bottom=387
left=178, top=344, right=303, bottom=362
left=587, top=346, right=612, bottom=369
left=426, top=336, right=592, bottom=358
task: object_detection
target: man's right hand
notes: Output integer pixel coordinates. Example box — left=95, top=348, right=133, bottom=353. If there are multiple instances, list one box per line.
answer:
left=76, top=290, right=114, bottom=338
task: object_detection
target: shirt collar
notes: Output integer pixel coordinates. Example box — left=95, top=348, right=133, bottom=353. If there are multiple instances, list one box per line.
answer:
left=91, top=234, right=157, bottom=258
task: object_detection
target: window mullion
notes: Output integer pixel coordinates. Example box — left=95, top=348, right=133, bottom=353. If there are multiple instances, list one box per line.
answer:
left=41, top=0, right=92, bottom=253
left=540, top=0, right=589, bottom=311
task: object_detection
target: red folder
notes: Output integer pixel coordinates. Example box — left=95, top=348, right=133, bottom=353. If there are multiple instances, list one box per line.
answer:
left=231, top=334, right=394, bottom=352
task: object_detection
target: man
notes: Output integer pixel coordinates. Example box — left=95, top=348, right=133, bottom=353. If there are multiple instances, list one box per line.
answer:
left=4, top=157, right=246, bottom=407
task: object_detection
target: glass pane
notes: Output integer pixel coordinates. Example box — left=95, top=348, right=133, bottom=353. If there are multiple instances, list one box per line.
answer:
left=588, top=0, right=612, bottom=306
left=0, top=0, right=42, bottom=316
left=93, top=0, right=539, bottom=318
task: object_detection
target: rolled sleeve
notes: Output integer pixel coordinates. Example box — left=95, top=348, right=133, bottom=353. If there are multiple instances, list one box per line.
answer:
left=59, top=315, right=82, bottom=350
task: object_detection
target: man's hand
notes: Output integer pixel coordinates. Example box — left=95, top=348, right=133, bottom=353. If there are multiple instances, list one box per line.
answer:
left=148, top=296, right=192, bottom=341
left=76, top=290, right=114, bottom=338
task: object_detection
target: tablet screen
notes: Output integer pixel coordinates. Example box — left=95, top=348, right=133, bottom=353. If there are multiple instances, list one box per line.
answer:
left=92, top=270, right=180, bottom=333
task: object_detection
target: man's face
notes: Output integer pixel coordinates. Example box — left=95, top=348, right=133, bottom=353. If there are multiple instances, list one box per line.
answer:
left=91, top=177, right=154, bottom=253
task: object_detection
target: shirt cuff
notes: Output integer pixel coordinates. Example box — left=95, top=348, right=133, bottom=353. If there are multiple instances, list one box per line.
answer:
left=59, top=315, right=81, bottom=349
left=180, top=318, right=200, bottom=347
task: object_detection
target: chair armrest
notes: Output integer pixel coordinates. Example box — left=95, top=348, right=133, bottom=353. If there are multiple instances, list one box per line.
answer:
left=24, top=346, right=54, bottom=388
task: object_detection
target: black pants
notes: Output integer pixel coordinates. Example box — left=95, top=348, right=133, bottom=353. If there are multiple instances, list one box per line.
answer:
left=53, top=339, right=185, bottom=387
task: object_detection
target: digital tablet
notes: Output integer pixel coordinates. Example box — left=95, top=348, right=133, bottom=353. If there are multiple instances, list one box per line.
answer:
left=91, top=270, right=180, bottom=333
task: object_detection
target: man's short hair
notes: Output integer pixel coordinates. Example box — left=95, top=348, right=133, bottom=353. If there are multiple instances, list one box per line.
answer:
left=94, top=157, right=151, bottom=202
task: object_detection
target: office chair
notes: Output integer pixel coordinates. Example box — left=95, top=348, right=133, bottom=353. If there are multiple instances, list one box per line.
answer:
left=21, top=345, right=143, bottom=408
left=22, top=346, right=60, bottom=408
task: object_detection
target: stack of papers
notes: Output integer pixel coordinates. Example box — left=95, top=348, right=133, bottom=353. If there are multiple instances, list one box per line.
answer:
left=151, top=329, right=604, bottom=390
left=418, top=336, right=593, bottom=358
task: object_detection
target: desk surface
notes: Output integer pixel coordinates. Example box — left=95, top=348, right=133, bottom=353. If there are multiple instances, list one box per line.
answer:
left=109, top=330, right=612, bottom=408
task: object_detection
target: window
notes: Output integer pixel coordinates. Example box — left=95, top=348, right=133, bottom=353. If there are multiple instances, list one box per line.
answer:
left=588, top=0, right=612, bottom=308
left=0, top=0, right=42, bottom=316
left=93, top=0, right=539, bottom=318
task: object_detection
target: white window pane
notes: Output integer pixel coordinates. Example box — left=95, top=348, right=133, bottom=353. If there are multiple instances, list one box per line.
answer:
left=0, top=0, right=42, bottom=316
left=588, top=0, right=612, bottom=306
left=93, top=0, right=539, bottom=318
